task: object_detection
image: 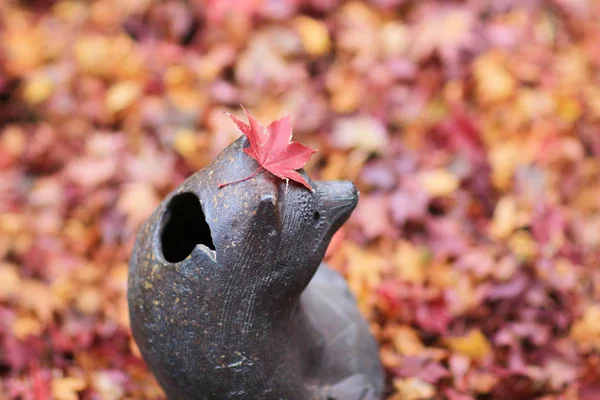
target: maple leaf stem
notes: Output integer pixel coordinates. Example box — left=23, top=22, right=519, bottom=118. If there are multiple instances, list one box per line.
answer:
left=218, top=166, right=263, bottom=188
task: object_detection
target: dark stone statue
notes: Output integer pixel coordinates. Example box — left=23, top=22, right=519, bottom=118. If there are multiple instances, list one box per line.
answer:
left=128, top=136, right=385, bottom=399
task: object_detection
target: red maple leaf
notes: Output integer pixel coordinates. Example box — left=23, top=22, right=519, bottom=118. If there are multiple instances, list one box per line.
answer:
left=218, top=107, right=316, bottom=190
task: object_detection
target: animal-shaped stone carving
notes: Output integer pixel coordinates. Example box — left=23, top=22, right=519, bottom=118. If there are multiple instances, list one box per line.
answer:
left=128, top=136, right=384, bottom=399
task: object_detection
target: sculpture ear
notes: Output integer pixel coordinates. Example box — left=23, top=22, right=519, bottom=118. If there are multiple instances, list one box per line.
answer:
left=253, top=193, right=282, bottom=233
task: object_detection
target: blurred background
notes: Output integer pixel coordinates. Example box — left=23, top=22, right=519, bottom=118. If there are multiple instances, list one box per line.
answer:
left=1, top=0, right=600, bottom=399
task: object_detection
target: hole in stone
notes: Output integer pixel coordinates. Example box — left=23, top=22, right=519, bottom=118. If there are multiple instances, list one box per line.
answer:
left=160, top=192, right=215, bottom=263
left=313, top=211, right=321, bottom=221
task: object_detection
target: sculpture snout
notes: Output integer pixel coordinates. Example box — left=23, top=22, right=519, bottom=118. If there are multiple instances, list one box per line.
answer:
left=314, top=180, right=359, bottom=229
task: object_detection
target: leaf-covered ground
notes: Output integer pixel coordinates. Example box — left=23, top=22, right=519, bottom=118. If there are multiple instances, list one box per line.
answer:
left=1, top=1, right=600, bottom=399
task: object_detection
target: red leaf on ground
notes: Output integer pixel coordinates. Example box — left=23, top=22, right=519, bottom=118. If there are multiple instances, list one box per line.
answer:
left=415, top=298, right=452, bottom=335
left=393, top=356, right=450, bottom=384
left=219, top=107, right=316, bottom=190
left=444, top=388, right=475, bottom=400
left=204, top=0, right=261, bottom=24
left=31, top=363, right=52, bottom=400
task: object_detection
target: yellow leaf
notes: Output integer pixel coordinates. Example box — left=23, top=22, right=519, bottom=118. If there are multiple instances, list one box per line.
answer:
left=23, top=74, right=54, bottom=105
left=474, top=51, right=516, bottom=104
left=52, top=1, right=88, bottom=23
left=344, top=243, right=383, bottom=316
left=75, top=287, right=101, bottom=315
left=571, top=305, right=600, bottom=351
left=449, top=275, right=476, bottom=315
left=556, top=47, right=589, bottom=89
left=392, top=378, right=435, bottom=400
left=584, top=86, right=600, bottom=120
left=489, top=142, right=520, bottom=190
left=173, top=129, right=198, bottom=158
left=447, top=329, right=492, bottom=360
left=93, top=371, right=124, bottom=400
left=168, top=88, right=205, bottom=112
left=117, top=183, right=160, bottom=228
left=13, top=315, right=43, bottom=339
left=326, top=66, right=361, bottom=114
left=0, top=212, right=25, bottom=234
left=427, top=262, right=456, bottom=289
left=52, top=377, right=87, bottom=400
left=516, top=89, right=556, bottom=122
left=332, top=116, right=388, bottom=153
left=106, top=81, right=141, bottom=113
left=394, top=241, right=427, bottom=284
left=1, top=126, right=26, bottom=157
left=294, top=16, right=331, bottom=56
left=418, top=169, right=459, bottom=196
left=3, top=24, right=47, bottom=73
left=393, top=325, right=424, bottom=356
left=409, top=9, right=474, bottom=62
left=556, top=95, right=582, bottom=123
left=0, top=263, right=21, bottom=300
left=380, top=344, right=402, bottom=369
left=19, top=280, right=56, bottom=323
left=330, top=78, right=361, bottom=113
left=74, top=35, right=111, bottom=76
left=379, top=21, right=410, bottom=57
left=508, top=230, right=537, bottom=261
left=490, top=196, right=517, bottom=239
left=164, top=65, right=193, bottom=88
left=466, top=370, right=498, bottom=393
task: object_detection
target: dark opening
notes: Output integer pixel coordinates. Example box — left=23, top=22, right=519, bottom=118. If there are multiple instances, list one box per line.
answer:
left=160, top=192, right=215, bottom=263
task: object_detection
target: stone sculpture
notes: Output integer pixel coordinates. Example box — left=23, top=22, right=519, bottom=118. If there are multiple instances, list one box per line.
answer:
left=128, top=134, right=384, bottom=399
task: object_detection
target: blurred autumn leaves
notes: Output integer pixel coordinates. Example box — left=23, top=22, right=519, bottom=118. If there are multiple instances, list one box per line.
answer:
left=2, top=0, right=600, bottom=399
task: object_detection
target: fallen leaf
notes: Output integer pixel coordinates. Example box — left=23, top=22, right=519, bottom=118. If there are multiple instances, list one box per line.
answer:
left=409, top=6, right=478, bottom=66
left=490, top=196, right=518, bottom=239
left=418, top=169, right=460, bottom=197
left=294, top=16, right=331, bottom=56
left=13, top=315, right=43, bottom=339
left=52, top=376, right=87, bottom=400
left=379, top=21, right=410, bottom=57
left=446, top=330, right=492, bottom=361
left=23, top=73, right=54, bottom=105
left=106, top=80, right=141, bottom=113
left=571, top=305, right=600, bottom=351
left=74, top=35, right=112, bottom=76
left=353, top=194, right=391, bottom=239
left=474, top=51, right=516, bottom=104
left=116, top=182, right=160, bottom=228
left=392, top=377, right=436, bottom=400
left=219, top=107, right=316, bottom=190
left=415, top=298, right=451, bottom=335
left=331, top=116, right=389, bottom=153
left=0, top=263, right=21, bottom=300
left=393, top=325, right=425, bottom=356
left=92, top=370, right=127, bottom=400
left=444, top=388, right=474, bottom=400
left=394, top=357, right=450, bottom=384
left=394, top=241, right=427, bottom=284
left=466, top=370, right=498, bottom=394
left=489, top=142, right=520, bottom=190
left=543, top=359, right=578, bottom=390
